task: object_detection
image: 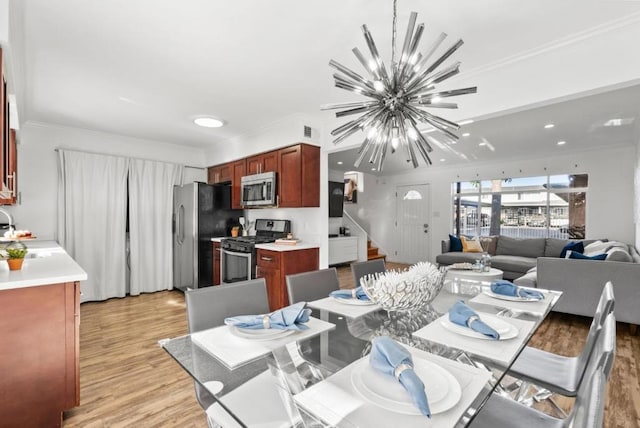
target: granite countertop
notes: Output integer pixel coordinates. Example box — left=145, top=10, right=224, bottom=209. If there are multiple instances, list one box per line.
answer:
left=0, top=240, right=88, bottom=291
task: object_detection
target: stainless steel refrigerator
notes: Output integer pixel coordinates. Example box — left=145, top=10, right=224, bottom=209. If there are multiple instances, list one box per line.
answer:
left=172, top=182, right=242, bottom=291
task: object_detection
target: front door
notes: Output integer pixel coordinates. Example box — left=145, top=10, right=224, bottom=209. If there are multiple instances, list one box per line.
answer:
left=396, top=184, right=430, bottom=264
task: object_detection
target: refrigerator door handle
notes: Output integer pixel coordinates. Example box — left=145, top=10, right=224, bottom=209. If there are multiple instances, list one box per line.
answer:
left=177, top=204, right=185, bottom=245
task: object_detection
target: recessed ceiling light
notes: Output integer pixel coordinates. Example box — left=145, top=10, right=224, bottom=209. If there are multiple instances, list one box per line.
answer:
left=462, top=132, right=470, bottom=137
left=194, top=117, right=225, bottom=128
left=371, top=168, right=376, bottom=171
left=337, top=161, right=343, bottom=165
left=603, top=118, right=633, bottom=127
left=557, top=141, right=566, bottom=146
left=439, top=158, right=446, bottom=162
left=544, top=123, right=555, bottom=129
left=478, top=142, right=487, bottom=146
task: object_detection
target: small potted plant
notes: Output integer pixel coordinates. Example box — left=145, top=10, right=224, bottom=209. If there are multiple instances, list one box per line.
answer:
left=4, top=241, right=28, bottom=271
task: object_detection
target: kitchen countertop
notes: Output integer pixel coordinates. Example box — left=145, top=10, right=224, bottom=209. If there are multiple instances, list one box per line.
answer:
left=0, top=240, right=88, bottom=291
left=255, top=242, right=320, bottom=252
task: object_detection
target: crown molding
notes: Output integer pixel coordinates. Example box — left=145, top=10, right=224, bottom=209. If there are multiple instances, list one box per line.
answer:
left=459, top=11, right=640, bottom=80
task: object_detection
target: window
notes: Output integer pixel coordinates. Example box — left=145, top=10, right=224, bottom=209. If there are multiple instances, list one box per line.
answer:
left=451, top=174, right=588, bottom=239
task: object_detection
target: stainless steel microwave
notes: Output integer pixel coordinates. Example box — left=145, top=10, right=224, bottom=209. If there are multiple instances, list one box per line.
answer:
left=241, top=171, right=277, bottom=207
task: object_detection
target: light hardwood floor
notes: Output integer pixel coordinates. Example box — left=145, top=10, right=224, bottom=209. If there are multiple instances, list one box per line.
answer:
left=63, top=265, right=639, bottom=427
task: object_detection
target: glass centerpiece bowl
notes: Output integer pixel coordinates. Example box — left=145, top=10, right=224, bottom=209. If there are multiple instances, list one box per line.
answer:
left=360, top=262, right=446, bottom=312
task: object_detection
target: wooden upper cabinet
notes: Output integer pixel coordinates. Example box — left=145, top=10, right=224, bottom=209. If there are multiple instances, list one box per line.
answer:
left=231, top=159, right=246, bottom=209
left=208, top=162, right=232, bottom=184
left=278, top=143, right=320, bottom=208
left=247, top=150, right=278, bottom=175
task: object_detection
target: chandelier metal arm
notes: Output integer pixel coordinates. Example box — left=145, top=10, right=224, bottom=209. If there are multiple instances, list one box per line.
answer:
left=352, top=47, right=381, bottom=80
left=405, top=61, right=461, bottom=96
left=320, top=100, right=379, bottom=111
left=334, top=80, right=379, bottom=98
left=410, top=86, right=477, bottom=101
left=362, top=25, right=391, bottom=85
left=332, top=105, right=385, bottom=136
left=412, top=32, right=447, bottom=74
left=329, top=60, right=377, bottom=91
left=398, top=23, right=425, bottom=83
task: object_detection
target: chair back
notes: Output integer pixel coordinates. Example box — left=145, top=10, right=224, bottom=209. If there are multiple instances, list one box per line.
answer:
left=575, top=281, right=615, bottom=375
left=184, top=279, right=270, bottom=411
left=286, top=268, right=340, bottom=304
left=185, top=278, right=270, bottom=333
left=351, top=259, right=386, bottom=288
left=568, top=312, right=616, bottom=428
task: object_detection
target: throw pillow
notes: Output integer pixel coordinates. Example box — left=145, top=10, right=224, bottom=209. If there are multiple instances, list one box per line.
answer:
left=449, top=234, right=463, bottom=252
left=479, top=236, right=498, bottom=255
left=461, top=236, right=483, bottom=253
left=560, top=241, right=584, bottom=258
left=568, top=251, right=607, bottom=261
left=605, top=248, right=633, bottom=262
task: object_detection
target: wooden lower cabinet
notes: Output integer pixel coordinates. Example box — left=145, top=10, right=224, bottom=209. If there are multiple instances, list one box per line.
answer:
left=0, top=281, right=80, bottom=427
left=213, top=241, right=221, bottom=285
left=256, top=248, right=319, bottom=311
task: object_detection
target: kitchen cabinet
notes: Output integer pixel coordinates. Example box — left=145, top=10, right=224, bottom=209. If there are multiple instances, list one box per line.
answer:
left=213, top=241, right=221, bottom=285
left=0, top=281, right=80, bottom=427
left=231, top=159, right=246, bottom=209
left=246, top=150, right=278, bottom=175
left=328, top=236, right=359, bottom=266
left=0, top=48, right=16, bottom=206
left=278, top=143, right=320, bottom=208
left=207, top=162, right=232, bottom=184
left=256, top=247, right=319, bottom=311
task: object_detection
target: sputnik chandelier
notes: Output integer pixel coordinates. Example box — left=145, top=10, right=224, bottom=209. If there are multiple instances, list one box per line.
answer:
left=322, top=0, right=476, bottom=171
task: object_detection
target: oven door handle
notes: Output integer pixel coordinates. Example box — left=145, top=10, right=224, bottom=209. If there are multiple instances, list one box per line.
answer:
left=221, top=249, right=252, bottom=259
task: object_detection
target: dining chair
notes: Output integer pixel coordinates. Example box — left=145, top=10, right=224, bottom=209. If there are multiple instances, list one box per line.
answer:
left=185, top=279, right=270, bottom=423
left=469, top=312, right=616, bottom=428
left=286, top=267, right=340, bottom=304
left=508, top=281, right=615, bottom=397
left=351, top=259, right=386, bottom=288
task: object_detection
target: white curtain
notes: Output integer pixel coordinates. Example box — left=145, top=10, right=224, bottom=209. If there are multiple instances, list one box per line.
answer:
left=128, top=158, right=183, bottom=295
left=57, top=150, right=130, bottom=302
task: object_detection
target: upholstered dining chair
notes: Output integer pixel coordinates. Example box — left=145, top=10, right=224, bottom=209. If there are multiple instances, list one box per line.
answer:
left=350, top=259, right=386, bottom=288
left=185, top=279, right=278, bottom=428
left=286, top=267, right=340, bottom=304
left=469, top=312, right=616, bottom=428
left=508, top=281, right=614, bottom=398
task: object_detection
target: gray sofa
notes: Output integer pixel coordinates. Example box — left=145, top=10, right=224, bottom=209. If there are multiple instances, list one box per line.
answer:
left=437, top=236, right=640, bottom=326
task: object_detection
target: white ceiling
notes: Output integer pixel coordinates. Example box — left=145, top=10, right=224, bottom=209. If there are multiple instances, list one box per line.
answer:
left=10, top=0, right=640, bottom=164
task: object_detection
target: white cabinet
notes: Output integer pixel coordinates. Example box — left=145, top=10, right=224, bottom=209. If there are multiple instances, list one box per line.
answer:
left=328, top=236, right=358, bottom=266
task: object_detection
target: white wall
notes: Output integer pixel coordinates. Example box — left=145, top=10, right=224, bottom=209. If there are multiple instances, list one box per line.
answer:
left=5, top=122, right=206, bottom=240
left=343, top=146, right=637, bottom=263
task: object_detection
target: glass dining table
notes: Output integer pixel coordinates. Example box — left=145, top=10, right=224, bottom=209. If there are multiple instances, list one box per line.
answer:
left=161, top=278, right=561, bottom=427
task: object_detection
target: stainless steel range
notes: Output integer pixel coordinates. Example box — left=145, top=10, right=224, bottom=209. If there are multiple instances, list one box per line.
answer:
left=220, top=219, right=291, bottom=284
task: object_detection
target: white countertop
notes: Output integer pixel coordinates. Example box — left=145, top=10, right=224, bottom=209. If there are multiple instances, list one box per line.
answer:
left=255, top=242, right=320, bottom=252
left=210, top=237, right=228, bottom=243
left=0, top=240, right=88, bottom=291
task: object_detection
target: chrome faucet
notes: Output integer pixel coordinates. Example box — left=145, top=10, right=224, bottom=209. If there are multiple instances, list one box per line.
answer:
left=0, top=208, right=14, bottom=232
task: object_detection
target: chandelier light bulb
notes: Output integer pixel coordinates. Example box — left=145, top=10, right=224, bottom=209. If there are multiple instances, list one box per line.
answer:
left=322, top=4, right=476, bottom=171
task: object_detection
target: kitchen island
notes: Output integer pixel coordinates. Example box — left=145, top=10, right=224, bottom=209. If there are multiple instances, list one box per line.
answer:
left=0, top=241, right=87, bottom=427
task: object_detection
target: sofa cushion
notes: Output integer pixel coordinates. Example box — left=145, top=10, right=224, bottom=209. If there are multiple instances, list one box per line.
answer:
left=461, top=236, right=483, bottom=253
left=496, top=236, right=546, bottom=258
left=435, top=252, right=483, bottom=265
left=491, top=255, right=537, bottom=274
left=514, top=269, right=538, bottom=288
left=568, top=251, right=607, bottom=260
left=449, top=234, right=463, bottom=252
left=560, top=241, right=584, bottom=259
left=544, top=238, right=569, bottom=257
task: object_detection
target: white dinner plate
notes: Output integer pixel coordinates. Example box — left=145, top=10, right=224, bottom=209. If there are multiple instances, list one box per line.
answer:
left=330, top=296, right=377, bottom=306
left=351, top=357, right=462, bottom=415
left=229, top=326, right=296, bottom=341
left=483, top=289, right=544, bottom=302
left=441, top=313, right=519, bottom=340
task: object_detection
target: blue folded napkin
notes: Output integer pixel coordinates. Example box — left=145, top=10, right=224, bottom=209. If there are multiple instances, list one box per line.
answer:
left=448, top=301, right=500, bottom=340
left=224, top=302, right=311, bottom=331
left=369, top=336, right=430, bottom=417
left=329, top=286, right=370, bottom=301
left=491, top=280, right=544, bottom=300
